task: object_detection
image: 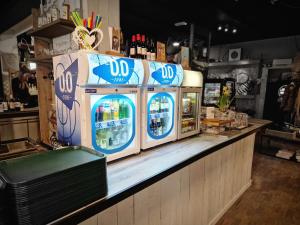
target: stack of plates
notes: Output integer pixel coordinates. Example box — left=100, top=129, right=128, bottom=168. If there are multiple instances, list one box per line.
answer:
left=0, top=146, right=107, bottom=225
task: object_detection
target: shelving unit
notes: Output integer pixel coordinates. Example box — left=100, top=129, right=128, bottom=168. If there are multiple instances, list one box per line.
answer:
left=260, top=132, right=300, bottom=163
left=27, top=19, right=75, bottom=38
left=29, top=11, right=75, bottom=146
left=208, top=59, right=260, bottom=68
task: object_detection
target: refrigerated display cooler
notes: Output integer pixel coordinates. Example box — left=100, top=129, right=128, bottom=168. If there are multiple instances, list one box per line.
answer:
left=178, top=70, right=203, bottom=139
left=141, top=61, right=183, bottom=149
left=53, top=51, right=144, bottom=161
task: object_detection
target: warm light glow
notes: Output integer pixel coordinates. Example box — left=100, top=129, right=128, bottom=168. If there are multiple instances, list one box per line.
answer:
left=232, top=28, right=237, bottom=33
left=224, top=27, right=229, bottom=32
left=174, top=21, right=188, bottom=26
left=173, top=42, right=180, bottom=47
left=28, top=62, right=37, bottom=70
left=217, top=26, right=222, bottom=31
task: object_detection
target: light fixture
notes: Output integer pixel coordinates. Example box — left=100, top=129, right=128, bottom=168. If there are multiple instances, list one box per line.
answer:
left=232, top=28, right=237, bottom=33
left=173, top=42, right=180, bottom=47
left=224, top=27, right=229, bottom=32
left=174, top=21, right=188, bottom=27
left=217, top=25, right=222, bottom=31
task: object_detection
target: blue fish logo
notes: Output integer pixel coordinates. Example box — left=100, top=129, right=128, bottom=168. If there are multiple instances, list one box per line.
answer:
left=151, top=64, right=177, bottom=85
left=93, top=58, right=135, bottom=84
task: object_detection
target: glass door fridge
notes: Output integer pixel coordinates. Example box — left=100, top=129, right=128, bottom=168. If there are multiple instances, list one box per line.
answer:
left=82, top=88, right=140, bottom=162
left=53, top=51, right=144, bottom=162
left=178, top=70, right=203, bottom=139
left=141, top=87, right=178, bottom=149
left=178, top=87, right=202, bottom=139
left=141, top=61, right=183, bottom=149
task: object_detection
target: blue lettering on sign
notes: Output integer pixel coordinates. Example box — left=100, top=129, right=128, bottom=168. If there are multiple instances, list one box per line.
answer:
left=55, top=59, right=78, bottom=110
left=93, top=57, right=135, bottom=84
left=151, top=64, right=177, bottom=85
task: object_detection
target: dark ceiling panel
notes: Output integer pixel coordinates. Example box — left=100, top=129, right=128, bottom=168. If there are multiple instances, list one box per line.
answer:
left=0, top=0, right=40, bottom=33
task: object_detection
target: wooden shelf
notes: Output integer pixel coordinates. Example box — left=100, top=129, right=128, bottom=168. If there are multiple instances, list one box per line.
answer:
left=208, top=60, right=260, bottom=68
left=235, top=95, right=255, bottom=99
left=28, top=19, right=75, bottom=38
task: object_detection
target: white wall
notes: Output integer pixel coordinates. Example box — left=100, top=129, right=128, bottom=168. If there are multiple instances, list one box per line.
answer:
left=210, top=35, right=300, bottom=62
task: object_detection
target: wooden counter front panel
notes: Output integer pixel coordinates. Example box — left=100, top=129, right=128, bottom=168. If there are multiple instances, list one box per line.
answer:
left=79, top=134, right=255, bottom=225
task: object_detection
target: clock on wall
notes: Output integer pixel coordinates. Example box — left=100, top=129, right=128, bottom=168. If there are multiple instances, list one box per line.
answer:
left=229, top=48, right=242, bottom=61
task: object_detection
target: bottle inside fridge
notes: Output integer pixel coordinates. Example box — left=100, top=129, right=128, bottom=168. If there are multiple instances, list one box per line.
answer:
left=181, top=92, right=198, bottom=133
left=92, top=94, right=135, bottom=152
left=148, top=92, right=174, bottom=138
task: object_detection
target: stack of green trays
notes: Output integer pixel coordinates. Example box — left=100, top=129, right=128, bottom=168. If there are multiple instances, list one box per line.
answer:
left=0, top=146, right=107, bottom=225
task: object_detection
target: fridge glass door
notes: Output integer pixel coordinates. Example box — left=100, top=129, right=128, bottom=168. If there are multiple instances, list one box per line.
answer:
left=181, top=92, right=199, bottom=134
left=90, top=94, right=136, bottom=154
left=147, top=92, right=175, bottom=140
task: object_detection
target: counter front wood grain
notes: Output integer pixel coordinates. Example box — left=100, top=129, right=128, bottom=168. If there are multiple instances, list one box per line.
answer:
left=50, top=119, right=271, bottom=225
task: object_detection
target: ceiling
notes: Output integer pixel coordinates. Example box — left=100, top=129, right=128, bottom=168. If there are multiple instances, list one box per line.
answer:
left=1, top=0, right=300, bottom=46
left=121, top=0, right=300, bottom=45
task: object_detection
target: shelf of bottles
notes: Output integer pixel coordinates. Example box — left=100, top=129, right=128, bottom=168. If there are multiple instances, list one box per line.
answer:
left=148, top=95, right=172, bottom=137
left=94, top=98, right=132, bottom=150
left=181, top=93, right=198, bottom=133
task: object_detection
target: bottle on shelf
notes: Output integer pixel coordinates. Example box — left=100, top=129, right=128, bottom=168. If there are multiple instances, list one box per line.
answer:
left=60, top=0, right=70, bottom=20
left=3, top=95, right=8, bottom=112
left=50, top=0, right=59, bottom=22
left=14, top=98, right=21, bottom=112
left=9, top=95, right=15, bottom=112
left=113, top=100, right=119, bottom=120
left=129, top=35, right=137, bottom=58
left=150, top=39, right=156, bottom=61
left=136, top=34, right=142, bottom=58
left=146, top=38, right=151, bottom=60
left=141, top=35, right=147, bottom=59
left=0, top=98, right=3, bottom=113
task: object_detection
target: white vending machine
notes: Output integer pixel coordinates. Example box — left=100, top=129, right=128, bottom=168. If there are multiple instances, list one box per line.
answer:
left=53, top=51, right=144, bottom=161
left=141, top=61, right=183, bottom=149
left=177, top=70, right=203, bottom=139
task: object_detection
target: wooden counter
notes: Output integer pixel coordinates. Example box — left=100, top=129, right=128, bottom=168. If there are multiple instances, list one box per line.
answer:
left=50, top=119, right=270, bottom=225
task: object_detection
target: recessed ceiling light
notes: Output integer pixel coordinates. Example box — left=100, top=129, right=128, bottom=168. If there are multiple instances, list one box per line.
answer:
left=217, top=25, right=222, bottom=31
left=224, top=27, right=229, bottom=32
left=173, top=42, right=180, bottom=47
left=174, top=21, right=188, bottom=26
left=232, top=28, right=237, bottom=33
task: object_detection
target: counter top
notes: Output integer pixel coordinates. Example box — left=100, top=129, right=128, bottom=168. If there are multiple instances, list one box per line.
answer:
left=51, top=119, right=271, bottom=224
left=0, top=108, right=39, bottom=119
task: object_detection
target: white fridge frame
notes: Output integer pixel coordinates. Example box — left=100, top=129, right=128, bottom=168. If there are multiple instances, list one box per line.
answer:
left=177, top=87, right=202, bottom=140
left=81, top=87, right=141, bottom=162
left=141, top=87, right=178, bottom=150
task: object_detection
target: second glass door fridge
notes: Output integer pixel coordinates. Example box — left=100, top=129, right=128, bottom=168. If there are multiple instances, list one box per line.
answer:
left=178, top=87, right=202, bottom=139
left=141, top=87, right=178, bottom=149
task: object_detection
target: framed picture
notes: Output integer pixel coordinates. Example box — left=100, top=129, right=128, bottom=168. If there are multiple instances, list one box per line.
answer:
left=108, top=26, right=120, bottom=52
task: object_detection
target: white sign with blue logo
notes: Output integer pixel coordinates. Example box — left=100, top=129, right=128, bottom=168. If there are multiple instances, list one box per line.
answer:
left=53, top=53, right=81, bottom=146
left=147, top=61, right=183, bottom=86
left=87, top=54, right=144, bottom=85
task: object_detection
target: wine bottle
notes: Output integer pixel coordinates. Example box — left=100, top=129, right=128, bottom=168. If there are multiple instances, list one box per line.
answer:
left=136, top=34, right=142, bottom=58
left=146, top=38, right=151, bottom=60
left=150, top=39, right=156, bottom=61
left=129, top=35, right=136, bottom=58
left=14, top=98, right=21, bottom=112
left=141, top=35, right=147, bottom=59
left=3, top=95, right=8, bottom=112
left=9, top=95, right=15, bottom=112
left=0, top=98, right=3, bottom=113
